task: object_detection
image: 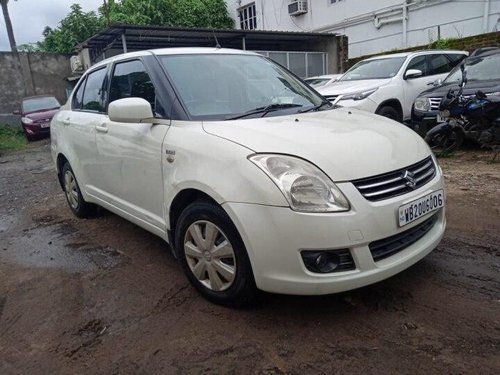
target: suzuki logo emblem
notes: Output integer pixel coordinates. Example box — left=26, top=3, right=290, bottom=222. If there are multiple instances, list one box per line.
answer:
left=403, top=171, right=417, bottom=189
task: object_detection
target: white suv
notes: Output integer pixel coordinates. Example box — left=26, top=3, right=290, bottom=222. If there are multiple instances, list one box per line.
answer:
left=318, top=50, right=467, bottom=122
left=51, top=48, right=446, bottom=305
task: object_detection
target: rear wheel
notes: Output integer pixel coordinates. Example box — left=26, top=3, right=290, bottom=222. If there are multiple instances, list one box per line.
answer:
left=175, top=201, right=256, bottom=306
left=62, top=162, right=96, bottom=218
left=376, top=106, right=401, bottom=122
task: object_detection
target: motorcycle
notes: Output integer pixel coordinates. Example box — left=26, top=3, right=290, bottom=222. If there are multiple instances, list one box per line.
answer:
left=425, top=64, right=500, bottom=158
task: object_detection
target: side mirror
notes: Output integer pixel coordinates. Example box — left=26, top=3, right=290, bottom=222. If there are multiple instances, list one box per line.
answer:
left=404, top=69, right=423, bottom=79
left=108, top=98, right=154, bottom=123
left=13, top=109, right=21, bottom=115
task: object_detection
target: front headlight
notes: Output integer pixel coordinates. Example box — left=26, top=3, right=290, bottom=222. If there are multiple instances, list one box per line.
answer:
left=340, top=88, right=378, bottom=101
left=414, top=97, right=431, bottom=112
left=248, top=154, right=350, bottom=212
left=21, top=117, right=34, bottom=124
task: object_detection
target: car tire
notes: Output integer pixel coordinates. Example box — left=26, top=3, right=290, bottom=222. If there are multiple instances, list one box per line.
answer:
left=61, top=162, right=96, bottom=218
left=376, top=106, right=401, bottom=122
left=175, top=201, right=257, bottom=307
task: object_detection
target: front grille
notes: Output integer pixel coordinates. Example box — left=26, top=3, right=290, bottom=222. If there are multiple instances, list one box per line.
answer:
left=369, top=214, right=438, bottom=262
left=429, top=97, right=442, bottom=111
left=352, top=156, right=436, bottom=201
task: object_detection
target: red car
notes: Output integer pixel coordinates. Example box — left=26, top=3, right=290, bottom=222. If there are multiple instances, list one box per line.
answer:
left=14, top=95, right=60, bottom=141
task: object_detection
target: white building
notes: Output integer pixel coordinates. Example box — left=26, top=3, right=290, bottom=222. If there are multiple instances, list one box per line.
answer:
left=225, top=0, right=500, bottom=58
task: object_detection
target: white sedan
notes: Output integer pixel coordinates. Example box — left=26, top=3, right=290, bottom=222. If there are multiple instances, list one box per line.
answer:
left=51, top=48, right=445, bottom=306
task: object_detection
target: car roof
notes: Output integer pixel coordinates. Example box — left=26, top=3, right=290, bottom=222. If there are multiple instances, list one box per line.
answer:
left=92, top=47, right=259, bottom=69
left=365, top=49, right=468, bottom=61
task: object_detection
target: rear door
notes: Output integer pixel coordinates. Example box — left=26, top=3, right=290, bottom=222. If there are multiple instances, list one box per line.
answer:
left=95, top=58, right=171, bottom=234
left=59, top=67, right=109, bottom=193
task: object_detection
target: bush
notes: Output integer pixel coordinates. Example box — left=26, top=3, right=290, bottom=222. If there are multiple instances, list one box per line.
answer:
left=0, top=125, right=26, bottom=152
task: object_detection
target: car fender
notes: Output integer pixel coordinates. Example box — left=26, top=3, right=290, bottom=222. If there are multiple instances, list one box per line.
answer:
left=162, top=121, right=289, bottom=229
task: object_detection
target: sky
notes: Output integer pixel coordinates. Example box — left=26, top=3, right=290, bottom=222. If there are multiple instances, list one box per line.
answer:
left=0, top=0, right=103, bottom=51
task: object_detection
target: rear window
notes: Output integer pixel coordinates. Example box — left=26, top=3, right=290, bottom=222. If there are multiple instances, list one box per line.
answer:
left=23, top=96, right=60, bottom=113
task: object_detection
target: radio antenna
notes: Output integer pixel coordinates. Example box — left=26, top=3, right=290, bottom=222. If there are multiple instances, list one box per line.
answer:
left=212, top=29, right=221, bottom=49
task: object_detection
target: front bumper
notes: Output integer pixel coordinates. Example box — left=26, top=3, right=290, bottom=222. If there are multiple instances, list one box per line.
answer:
left=223, top=172, right=445, bottom=295
left=22, top=123, right=51, bottom=137
left=411, top=110, right=439, bottom=136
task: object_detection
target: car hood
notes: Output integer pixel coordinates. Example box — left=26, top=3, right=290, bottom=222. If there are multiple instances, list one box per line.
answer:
left=418, top=79, right=500, bottom=98
left=24, top=108, right=59, bottom=121
left=318, top=79, right=391, bottom=96
left=203, top=108, right=430, bottom=181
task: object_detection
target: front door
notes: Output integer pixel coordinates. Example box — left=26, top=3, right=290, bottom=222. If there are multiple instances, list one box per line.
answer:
left=95, top=59, right=170, bottom=234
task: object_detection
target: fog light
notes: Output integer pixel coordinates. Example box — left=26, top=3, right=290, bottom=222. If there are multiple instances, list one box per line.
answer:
left=301, top=249, right=355, bottom=273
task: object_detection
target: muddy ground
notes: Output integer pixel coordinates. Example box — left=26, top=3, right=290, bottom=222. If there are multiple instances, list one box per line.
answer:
left=0, top=140, right=499, bottom=374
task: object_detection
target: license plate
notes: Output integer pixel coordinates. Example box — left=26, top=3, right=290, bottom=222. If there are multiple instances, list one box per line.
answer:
left=40, top=122, right=50, bottom=128
left=398, top=189, right=444, bottom=227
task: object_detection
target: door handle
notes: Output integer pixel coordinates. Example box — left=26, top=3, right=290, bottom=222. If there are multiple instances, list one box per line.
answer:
left=95, top=125, right=108, bottom=134
left=62, top=118, right=70, bottom=126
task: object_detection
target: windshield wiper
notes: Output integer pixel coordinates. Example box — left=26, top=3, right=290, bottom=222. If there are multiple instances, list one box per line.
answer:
left=298, top=100, right=333, bottom=113
left=225, top=103, right=302, bottom=120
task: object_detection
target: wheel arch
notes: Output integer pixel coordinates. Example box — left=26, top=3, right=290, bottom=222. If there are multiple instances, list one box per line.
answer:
left=167, top=187, right=222, bottom=251
left=56, top=153, right=69, bottom=191
left=376, top=99, right=403, bottom=122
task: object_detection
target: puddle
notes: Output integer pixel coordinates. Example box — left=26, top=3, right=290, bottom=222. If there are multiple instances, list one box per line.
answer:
left=2, top=222, right=124, bottom=273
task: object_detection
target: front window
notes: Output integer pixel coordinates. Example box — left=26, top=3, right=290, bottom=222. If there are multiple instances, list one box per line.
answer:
left=23, top=96, right=60, bottom=113
left=340, top=57, right=406, bottom=81
left=444, top=53, right=500, bottom=84
left=160, top=54, right=325, bottom=121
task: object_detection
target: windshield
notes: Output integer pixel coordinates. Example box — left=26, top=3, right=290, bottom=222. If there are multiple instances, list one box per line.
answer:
left=444, top=53, right=500, bottom=83
left=22, top=96, right=60, bottom=113
left=160, top=54, right=324, bottom=120
left=340, top=57, right=406, bottom=81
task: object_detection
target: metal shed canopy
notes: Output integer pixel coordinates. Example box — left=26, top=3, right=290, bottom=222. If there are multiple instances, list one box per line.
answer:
left=77, top=24, right=338, bottom=64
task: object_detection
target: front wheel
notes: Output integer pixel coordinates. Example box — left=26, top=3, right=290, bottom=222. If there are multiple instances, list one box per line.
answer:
left=175, top=201, right=256, bottom=306
left=425, top=127, right=464, bottom=155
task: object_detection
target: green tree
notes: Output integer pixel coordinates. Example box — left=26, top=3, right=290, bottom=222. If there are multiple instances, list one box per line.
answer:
left=103, top=0, right=174, bottom=26
left=39, top=0, right=234, bottom=54
left=1, top=0, right=17, bottom=52
left=38, top=4, right=103, bottom=53
left=169, top=0, right=234, bottom=29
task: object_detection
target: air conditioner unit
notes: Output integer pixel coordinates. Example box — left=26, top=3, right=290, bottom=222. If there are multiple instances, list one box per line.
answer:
left=288, top=1, right=308, bottom=16
left=70, top=55, right=83, bottom=73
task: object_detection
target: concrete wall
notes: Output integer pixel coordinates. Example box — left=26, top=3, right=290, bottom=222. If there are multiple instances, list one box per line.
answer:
left=0, top=52, right=71, bottom=126
left=226, top=0, right=500, bottom=58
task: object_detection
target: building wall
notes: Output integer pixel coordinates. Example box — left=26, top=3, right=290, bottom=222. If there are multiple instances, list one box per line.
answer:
left=0, top=52, right=71, bottom=126
left=226, top=0, right=500, bottom=57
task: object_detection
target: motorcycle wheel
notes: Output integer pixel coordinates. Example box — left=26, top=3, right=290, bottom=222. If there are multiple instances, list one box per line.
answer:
left=425, top=128, right=464, bottom=155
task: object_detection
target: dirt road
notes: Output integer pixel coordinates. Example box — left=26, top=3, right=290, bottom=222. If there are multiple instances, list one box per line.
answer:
left=1, top=140, right=499, bottom=374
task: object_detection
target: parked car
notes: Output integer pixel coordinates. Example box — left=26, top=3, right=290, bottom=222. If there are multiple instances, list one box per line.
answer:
left=412, top=49, right=500, bottom=136
left=14, top=95, right=60, bottom=141
left=318, top=50, right=467, bottom=122
left=304, top=74, right=342, bottom=88
left=51, top=48, right=445, bottom=306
